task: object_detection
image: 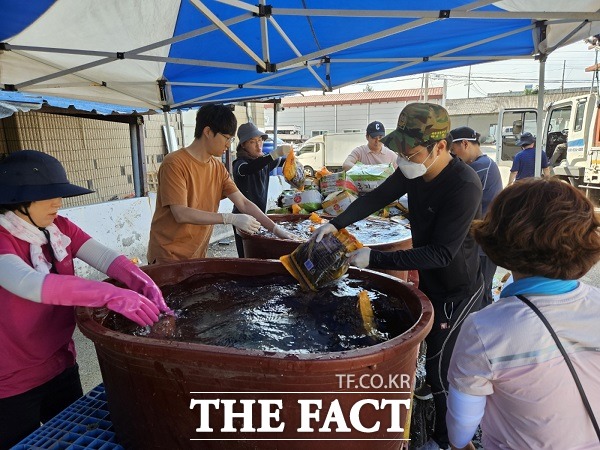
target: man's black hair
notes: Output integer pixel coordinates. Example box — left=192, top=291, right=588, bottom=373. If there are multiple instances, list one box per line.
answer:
left=194, top=103, right=237, bottom=139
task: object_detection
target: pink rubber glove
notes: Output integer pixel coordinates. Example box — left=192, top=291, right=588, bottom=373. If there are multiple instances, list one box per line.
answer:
left=42, top=274, right=160, bottom=327
left=107, top=255, right=172, bottom=314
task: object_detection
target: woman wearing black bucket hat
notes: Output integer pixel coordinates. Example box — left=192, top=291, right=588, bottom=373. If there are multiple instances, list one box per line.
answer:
left=0, top=150, right=169, bottom=449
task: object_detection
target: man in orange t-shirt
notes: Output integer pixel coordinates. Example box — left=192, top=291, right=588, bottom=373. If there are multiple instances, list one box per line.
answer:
left=148, top=104, right=293, bottom=264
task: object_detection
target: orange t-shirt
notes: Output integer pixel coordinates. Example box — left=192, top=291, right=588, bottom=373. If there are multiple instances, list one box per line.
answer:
left=147, top=149, right=239, bottom=263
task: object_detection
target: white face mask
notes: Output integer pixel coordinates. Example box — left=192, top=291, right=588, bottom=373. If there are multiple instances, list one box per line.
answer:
left=397, top=156, right=427, bottom=179
left=396, top=147, right=438, bottom=179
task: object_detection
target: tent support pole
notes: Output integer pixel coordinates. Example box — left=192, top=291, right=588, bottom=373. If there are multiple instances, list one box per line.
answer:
left=273, top=100, right=279, bottom=146
left=130, top=116, right=146, bottom=197
left=535, top=55, right=546, bottom=178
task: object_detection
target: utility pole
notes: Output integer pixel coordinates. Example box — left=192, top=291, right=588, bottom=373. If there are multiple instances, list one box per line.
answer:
left=561, top=60, right=566, bottom=93
left=424, top=73, right=429, bottom=102
left=467, top=65, right=472, bottom=98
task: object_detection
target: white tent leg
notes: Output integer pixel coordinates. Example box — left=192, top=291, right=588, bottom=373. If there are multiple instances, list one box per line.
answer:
left=535, top=56, right=546, bottom=178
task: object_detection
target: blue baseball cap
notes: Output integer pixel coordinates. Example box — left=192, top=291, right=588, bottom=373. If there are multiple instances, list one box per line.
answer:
left=367, top=121, right=385, bottom=137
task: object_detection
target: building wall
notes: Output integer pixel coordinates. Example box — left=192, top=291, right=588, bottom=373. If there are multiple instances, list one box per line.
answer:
left=0, top=105, right=262, bottom=208
left=449, top=113, right=498, bottom=142
left=0, top=111, right=187, bottom=207
left=265, top=99, right=442, bottom=137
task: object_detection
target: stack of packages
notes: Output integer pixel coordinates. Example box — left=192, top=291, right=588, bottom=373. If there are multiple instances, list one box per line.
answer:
left=269, top=156, right=397, bottom=218
left=269, top=149, right=323, bottom=214
left=318, top=168, right=359, bottom=216
left=319, top=163, right=394, bottom=216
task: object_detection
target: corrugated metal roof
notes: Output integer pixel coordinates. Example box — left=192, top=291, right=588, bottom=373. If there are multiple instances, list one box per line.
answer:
left=266, top=88, right=444, bottom=108
left=0, top=91, right=151, bottom=116
left=446, top=88, right=592, bottom=116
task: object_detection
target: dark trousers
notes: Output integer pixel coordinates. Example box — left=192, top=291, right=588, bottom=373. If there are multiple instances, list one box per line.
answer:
left=233, top=226, right=245, bottom=258
left=0, top=364, right=83, bottom=450
left=480, top=254, right=497, bottom=308
left=425, top=285, right=483, bottom=448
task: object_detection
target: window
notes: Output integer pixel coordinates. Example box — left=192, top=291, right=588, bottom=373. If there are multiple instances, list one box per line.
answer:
left=311, top=130, right=328, bottom=137
left=343, top=129, right=361, bottom=133
left=548, top=107, right=571, bottom=133
left=574, top=100, right=586, bottom=132
left=297, top=144, right=316, bottom=156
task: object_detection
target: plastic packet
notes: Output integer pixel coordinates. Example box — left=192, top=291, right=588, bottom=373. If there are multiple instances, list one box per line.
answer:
left=357, top=290, right=375, bottom=336
left=280, top=229, right=363, bottom=291
left=346, top=163, right=394, bottom=194
left=283, top=150, right=306, bottom=190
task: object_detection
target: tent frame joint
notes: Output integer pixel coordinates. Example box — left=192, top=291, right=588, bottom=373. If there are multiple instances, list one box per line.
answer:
left=116, top=52, right=125, bottom=60
left=0, top=42, right=9, bottom=51
left=439, top=10, right=450, bottom=19
left=256, top=62, right=276, bottom=73
left=3, top=84, right=17, bottom=91
left=254, top=4, right=272, bottom=18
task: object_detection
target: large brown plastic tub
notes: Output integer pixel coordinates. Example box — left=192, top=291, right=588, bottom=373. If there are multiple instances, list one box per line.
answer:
left=76, top=258, right=432, bottom=450
left=241, top=214, right=417, bottom=284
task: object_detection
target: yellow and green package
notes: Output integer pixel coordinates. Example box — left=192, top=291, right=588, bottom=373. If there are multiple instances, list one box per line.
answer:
left=280, top=229, right=363, bottom=291
left=346, top=163, right=394, bottom=194
left=283, top=150, right=306, bottom=190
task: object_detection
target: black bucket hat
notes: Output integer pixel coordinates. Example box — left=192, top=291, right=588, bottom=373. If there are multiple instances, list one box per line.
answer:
left=515, top=132, right=536, bottom=147
left=0, top=150, right=94, bottom=204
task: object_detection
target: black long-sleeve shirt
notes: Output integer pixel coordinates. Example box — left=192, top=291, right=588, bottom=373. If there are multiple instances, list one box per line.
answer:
left=331, top=157, right=483, bottom=303
left=232, top=155, right=283, bottom=213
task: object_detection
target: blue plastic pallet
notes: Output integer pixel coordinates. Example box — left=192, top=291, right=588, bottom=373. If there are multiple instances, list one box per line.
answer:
left=12, top=384, right=124, bottom=449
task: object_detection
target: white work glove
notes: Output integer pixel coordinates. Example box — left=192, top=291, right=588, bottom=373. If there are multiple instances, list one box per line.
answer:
left=270, top=144, right=293, bottom=159
left=272, top=224, right=300, bottom=241
left=311, top=223, right=338, bottom=243
left=347, top=248, right=371, bottom=269
left=222, top=213, right=261, bottom=234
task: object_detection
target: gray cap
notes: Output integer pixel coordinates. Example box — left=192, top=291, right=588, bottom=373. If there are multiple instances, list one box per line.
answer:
left=237, top=123, right=268, bottom=143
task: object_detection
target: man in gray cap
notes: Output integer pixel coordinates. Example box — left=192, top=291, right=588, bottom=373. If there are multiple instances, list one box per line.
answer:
left=508, top=131, right=550, bottom=184
left=342, top=120, right=398, bottom=171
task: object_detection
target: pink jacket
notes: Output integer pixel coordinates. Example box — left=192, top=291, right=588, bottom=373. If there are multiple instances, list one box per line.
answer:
left=0, top=216, right=91, bottom=398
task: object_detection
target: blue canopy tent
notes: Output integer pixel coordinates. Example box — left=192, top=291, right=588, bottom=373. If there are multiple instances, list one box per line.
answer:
left=1, top=1, right=599, bottom=110
left=1, top=1, right=599, bottom=180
